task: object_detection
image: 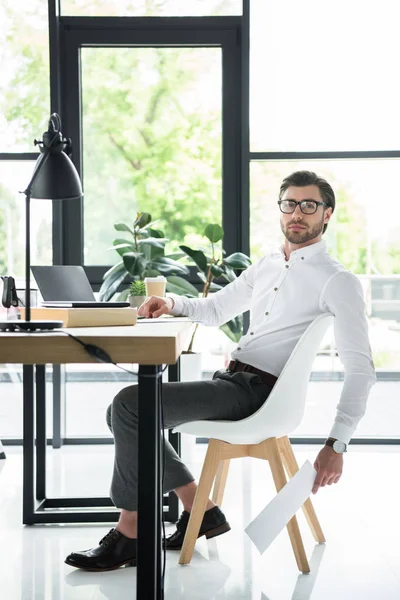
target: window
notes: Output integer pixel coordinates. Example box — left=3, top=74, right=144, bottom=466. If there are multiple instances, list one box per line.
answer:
left=62, top=0, right=242, bottom=17
left=81, top=47, right=222, bottom=264
left=250, top=0, right=400, bottom=152
left=0, top=162, right=52, bottom=277
left=0, top=0, right=49, bottom=152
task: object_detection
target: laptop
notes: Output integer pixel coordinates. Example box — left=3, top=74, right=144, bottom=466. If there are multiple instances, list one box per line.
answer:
left=31, top=265, right=129, bottom=308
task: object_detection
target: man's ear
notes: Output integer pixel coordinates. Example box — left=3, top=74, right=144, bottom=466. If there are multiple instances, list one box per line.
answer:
left=324, top=207, right=333, bottom=224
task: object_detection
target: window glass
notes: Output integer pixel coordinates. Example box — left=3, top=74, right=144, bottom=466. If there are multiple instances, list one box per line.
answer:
left=251, top=159, right=400, bottom=373
left=0, top=1, right=50, bottom=152
left=62, top=0, right=242, bottom=16
left=250, top=0, right=400, bottom=151
left=81, top=47, right=222, bottom=264
left=0, top=162, right=52, bottom=278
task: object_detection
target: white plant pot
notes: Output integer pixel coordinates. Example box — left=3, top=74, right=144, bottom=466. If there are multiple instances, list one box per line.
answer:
left=180, top=352, right=202, bottom=382
left=129, top=295, right=146, bottom=308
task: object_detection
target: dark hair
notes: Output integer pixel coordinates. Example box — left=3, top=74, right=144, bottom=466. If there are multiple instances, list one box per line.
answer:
left=279, top=171, right=335, bottom=234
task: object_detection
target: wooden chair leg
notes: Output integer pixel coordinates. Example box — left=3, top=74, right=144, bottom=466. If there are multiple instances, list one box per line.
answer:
left=212, top=459, right=230, bottom=507
left=278, top=436, right=326, bottom=543
left=179, top=439, right=222, bottom=565
left=265, top=438, right=310, bottom=573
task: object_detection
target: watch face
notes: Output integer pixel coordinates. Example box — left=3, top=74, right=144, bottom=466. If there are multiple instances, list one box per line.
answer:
left=333, top=440, right=346, bottom=453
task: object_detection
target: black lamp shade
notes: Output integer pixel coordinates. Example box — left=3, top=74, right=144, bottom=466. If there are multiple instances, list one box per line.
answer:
left=30, top=151, right=82, bottom=201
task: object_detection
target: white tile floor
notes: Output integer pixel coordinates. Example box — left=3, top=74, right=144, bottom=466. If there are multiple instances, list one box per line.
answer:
left=1, top=443, right=400, bottom=600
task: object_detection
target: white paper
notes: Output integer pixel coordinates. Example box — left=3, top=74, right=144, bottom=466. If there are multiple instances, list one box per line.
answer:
left=245, top=460, right=317, bottom=555
left=137, top=316, right=193, bottom=323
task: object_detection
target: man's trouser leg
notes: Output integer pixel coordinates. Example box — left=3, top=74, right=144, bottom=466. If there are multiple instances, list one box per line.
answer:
left=106, top=370, right=274, bottom=511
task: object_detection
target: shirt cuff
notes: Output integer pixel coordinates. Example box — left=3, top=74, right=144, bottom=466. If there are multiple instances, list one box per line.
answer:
left=167, top=294, right=185, bottom=316
left=328, top=423, right=355, bottom=446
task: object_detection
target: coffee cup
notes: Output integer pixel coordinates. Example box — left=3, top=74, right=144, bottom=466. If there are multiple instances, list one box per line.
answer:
left=144, top=276, right=167, bottom=297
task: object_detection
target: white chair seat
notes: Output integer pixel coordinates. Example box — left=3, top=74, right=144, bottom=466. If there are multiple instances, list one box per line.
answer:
left=175, top=313, right=334, bottom=445
left=175, top=313, right=334, bottom=571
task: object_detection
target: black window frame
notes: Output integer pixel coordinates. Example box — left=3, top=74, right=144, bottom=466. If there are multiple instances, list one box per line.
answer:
left=51, top=11, right=249, bottom=290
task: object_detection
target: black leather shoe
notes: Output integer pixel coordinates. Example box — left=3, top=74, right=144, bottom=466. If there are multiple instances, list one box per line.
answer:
left=165, top=506, right=231, bottom=550
left=65, top=529, right=137, bottom=571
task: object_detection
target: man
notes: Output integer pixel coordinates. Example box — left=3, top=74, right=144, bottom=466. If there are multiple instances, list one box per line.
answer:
left=65, top=170, right=375, bottom=571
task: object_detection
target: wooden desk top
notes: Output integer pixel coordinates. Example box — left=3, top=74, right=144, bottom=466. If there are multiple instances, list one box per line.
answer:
left=0, top=321, right=194, bottom=365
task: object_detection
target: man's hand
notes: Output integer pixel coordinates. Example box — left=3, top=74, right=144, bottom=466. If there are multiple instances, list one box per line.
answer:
left=137, top=296, right=173, bottom=319
left=312, top=445, right=343, bottom=494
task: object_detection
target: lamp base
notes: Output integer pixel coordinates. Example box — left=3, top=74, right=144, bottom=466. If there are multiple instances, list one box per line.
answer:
left=0, top=320, right=63, bottom=332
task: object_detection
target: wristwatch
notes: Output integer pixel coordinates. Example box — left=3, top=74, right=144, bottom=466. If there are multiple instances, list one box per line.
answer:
left=325, top=437, right=347, bottom=454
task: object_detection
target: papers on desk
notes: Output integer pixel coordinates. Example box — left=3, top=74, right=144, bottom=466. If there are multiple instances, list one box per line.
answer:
left=245, top=460, right=317, bottom=554
left=137, top=316, right=194, bottom=323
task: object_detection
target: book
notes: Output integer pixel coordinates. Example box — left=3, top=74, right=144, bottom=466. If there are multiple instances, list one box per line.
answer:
left=19, top=307, right=137, bottom=328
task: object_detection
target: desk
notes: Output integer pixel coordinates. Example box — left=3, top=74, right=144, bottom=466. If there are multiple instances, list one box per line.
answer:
left=0, top=320, right=193, bottom=600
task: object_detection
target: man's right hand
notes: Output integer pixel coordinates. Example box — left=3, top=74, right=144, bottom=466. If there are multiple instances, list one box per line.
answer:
left=137, top=296, right=173, bottom=318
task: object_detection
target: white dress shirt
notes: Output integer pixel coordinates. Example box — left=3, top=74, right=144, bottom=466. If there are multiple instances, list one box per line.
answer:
left=170, top=240, right=376, bottom=444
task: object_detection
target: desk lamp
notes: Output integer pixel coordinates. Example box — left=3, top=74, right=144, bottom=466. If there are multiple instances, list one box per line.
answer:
left=0, top=113, right=83, bottom=332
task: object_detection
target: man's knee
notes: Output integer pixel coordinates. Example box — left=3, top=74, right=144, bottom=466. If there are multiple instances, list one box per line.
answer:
left=111, top=384, right=138, bottom=420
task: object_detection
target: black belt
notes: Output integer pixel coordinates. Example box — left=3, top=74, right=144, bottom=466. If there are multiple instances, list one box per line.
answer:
left=227, top=360, right=278, bottom=387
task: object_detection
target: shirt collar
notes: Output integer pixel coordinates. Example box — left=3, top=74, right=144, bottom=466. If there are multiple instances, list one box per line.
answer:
left=278, top=240, right=327, bottom=262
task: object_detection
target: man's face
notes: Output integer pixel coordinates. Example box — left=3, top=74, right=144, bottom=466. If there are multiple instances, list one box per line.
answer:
left=280, top=185, right=332, bottom=244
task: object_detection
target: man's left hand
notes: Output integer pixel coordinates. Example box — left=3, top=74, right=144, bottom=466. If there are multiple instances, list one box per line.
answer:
left=312, top=446, right=343, bottom=494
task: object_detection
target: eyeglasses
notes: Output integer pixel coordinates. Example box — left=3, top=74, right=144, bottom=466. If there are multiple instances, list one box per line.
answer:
left=278, top=200, right=326, bottom=215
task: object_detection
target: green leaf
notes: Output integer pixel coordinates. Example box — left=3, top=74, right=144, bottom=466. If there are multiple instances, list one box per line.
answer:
left=220, top=315, right=243, bottom=343
left=204, top=224, right=224, bottom=244
left=117, top=288, right=131, bottom=301
left=138, top=237, right=167, bottom=249
left=211, top=264, right=224, bottom=278
left=150, top=257, right=190, bottom=276
left=114, top=223, right=134, bottom=235
left=138, top=238, right=166, bottom=260
left=166, top=276, right=199, bottom=297
left=109, top=239, right=136, bottom=256
left=123, top=252, right=148, bottom=277
left=134, top=212, right=152, bottom=228
left=196, top=272, right=221, bottom=291
left=179, top=245, right=208, bottom=272
left=142, top=268, right=161, bottom=278
left=220, top=266, right=237, bottom=283
left=99, top=261, right=128, bottom=301
left=165, top=251, right=186, bottom=260
left=223, top=252, right=252, bottom=269
left=146, top=228, right=165, bottom=238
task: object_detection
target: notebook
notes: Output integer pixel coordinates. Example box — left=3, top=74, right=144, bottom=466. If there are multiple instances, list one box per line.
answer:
left=31, top=265, right=129, bottom=308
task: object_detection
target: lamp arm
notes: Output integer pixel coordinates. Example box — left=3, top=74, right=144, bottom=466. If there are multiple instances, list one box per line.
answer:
left=22, top=147, right=53, bottom=322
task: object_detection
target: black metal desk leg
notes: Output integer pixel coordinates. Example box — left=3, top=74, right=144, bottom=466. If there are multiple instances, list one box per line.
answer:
left=52, top=365, right=65, bottom=449
left=23, top=365, right=35, bottom=525
left=167, top=359, right=181, bottom=522
left=36, top=365, right=46, bottom=500
left=137, top=364, right=163, bottom=600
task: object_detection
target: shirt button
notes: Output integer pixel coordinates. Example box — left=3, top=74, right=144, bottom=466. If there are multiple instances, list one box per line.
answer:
left=237, top=347, right=241, bottom=350
left=250, top=332, right=254, bottom=335
left=301, top=257, right=304, bottom=260
left=274, top=287, right=278, bottom=291
left=285, top=265, right=289, bottom=269
left=265, top=311, right=269, bottom=316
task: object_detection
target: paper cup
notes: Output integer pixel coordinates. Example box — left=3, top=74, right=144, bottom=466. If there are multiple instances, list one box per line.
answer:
left=144, top=276, right=167, bottom=297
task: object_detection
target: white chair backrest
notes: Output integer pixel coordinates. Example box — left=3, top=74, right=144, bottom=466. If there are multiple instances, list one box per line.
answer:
left=233, top=312, right=334, bottom=441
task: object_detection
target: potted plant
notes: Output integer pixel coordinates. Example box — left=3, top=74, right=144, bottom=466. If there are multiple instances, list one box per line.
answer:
left=177, top=224, right=251, bottom=378
left=128, top=279, right=147, bottom=308
left=99, top=212, right=198, bottom=301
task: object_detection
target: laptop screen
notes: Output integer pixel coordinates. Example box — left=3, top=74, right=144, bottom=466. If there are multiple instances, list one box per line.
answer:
left=31, top=266, right=96, bottom=302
